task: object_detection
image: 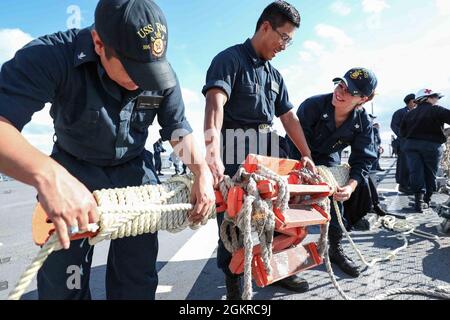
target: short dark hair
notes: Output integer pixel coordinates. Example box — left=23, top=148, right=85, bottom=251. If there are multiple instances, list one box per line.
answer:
left=255, top=1, right=301, bottom=33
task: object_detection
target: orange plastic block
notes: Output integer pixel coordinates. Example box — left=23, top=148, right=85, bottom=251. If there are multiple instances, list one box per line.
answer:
left=253, top=242, right=323, bottom=287
left=215, top=190, right=227, bottom=213
left=32, top=203, right=98, bottom=246
left=227, top=186, right=245, bottom=218
left=257, top=180, right=279, bottom=199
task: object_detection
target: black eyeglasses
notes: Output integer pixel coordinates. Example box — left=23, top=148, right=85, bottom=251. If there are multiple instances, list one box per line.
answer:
left=334, top=82, right=364, bottom=98
left=272, top=28, right=293, bottom=47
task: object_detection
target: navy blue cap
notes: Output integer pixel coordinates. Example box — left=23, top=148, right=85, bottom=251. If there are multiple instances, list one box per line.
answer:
left=95, top=0, right=176, bottom=91
left=404, top=93, right=415, bottom=104
left=333, top=67, right=378, bottom=97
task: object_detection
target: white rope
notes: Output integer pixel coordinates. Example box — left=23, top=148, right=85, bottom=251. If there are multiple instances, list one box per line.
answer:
left=8, top=174, right=213, bottom=300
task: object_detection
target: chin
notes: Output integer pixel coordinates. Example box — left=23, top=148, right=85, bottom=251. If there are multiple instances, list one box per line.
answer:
left=332, top=95, right=344, bottom=107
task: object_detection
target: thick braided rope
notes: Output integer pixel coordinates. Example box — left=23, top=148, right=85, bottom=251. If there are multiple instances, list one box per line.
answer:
left=8, top=175, right=215, bottom=300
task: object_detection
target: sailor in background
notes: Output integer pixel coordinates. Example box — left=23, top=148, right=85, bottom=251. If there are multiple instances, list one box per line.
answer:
left=400, top=89, right=450, bottom=212
left=391, top=94, right=417, bottom=194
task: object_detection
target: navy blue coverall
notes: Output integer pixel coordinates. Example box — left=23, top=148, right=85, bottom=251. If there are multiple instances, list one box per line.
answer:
left=0, top=27, right=192, bottom=299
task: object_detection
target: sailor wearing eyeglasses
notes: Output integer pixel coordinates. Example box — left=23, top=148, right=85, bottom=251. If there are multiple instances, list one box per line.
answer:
left=202, top=1, right=316, bottom=299
left=286, top=67, right=378, bottom=278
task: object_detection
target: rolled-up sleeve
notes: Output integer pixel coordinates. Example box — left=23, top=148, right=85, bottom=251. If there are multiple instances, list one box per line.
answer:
left=158, top=79, right=193, bottom=141
left=202, top=50, right=238, bottom=99
left=274, top=74, right=293, bottom=117
left=349, top=121, right=377, bottom=184
left=0, top=39, right=61, bottom=131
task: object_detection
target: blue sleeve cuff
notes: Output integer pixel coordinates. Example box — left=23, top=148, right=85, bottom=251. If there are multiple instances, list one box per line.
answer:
left=275, top=102, right=293, bottom=117
left=349, top=172, right=364, bottom=185
left=0, top=94, right=34, bottom=131
left=159, top=119, right=193, bottom=141
left=202, top=80, right=232, bottom=99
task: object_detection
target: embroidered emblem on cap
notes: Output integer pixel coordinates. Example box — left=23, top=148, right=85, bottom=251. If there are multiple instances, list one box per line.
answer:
left=138, top=22, right=167, bottom=58
left=350, top=69, right=369, bottom=80
left=424, top=89, right=432, bottom=94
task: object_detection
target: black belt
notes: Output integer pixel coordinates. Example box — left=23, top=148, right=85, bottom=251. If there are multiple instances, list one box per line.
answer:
left=222, top=121, right=272, bottom=132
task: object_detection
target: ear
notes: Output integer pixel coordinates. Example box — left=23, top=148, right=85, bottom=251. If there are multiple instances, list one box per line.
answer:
left=91, top=29, right=105, bottom=56
left=261, top=20, right=271, bottom=34
left=365, top=93, right=375, bottom=103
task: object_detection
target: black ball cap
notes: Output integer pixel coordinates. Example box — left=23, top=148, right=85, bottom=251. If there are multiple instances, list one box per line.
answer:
left=95, top=0, right=176, bottom=91
left=333, top=67, right=378, bottom=97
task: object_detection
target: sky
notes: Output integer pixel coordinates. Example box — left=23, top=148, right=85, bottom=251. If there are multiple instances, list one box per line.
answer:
left=1, top=0, right=450, bottom=155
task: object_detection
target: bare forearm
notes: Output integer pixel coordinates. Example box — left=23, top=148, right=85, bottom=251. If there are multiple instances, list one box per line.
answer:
left=204, top=89, right=226, bottom=157
left=0, top=117, right=62, bottom=189
left=170, top=133, right=209, bottom=176
left=281, top=112, right=311, bottom=158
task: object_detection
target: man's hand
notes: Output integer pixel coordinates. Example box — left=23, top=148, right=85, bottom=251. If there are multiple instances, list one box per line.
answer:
left=333, top=185, right=354, bottom=202
left=36, top=166, right=99, bottom=250
left=301, top=155, right=317, bottom=173
left=189, top=167, right=216, bottom=224
left=207, top=154, right=225, bottom=187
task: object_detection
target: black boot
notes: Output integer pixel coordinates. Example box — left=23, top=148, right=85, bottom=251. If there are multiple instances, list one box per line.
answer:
left=328, top=229, right=360, bottom=278
left=373, top=204, right=387, bottom=216
left=414, top=193, right=426, bottom=213
left=275, top=274, right=309, bottom=293
left=424, top=193, right=432, bottom=208
left=225, top=275, right=242, bottom=300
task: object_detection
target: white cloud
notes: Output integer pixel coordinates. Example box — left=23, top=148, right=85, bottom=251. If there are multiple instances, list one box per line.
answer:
left=0, top=29, right=33, bottom=65
left=299, top=51, right=313, bottom=62
left=361, top=0, right=390, bottom=29
left=315, top=24, right=354, bottom=47
left=362, top=0, right=390, bottom=14
left=330, top=1, right=352, bottom=16
left=303, top=41, right=324, bottom=56
left=22, top=104, right=54, bottom=155
left=436, top=0, right=450, bottom=15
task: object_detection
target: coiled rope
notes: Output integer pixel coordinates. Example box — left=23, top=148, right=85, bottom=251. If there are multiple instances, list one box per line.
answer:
left=316, top=166, right=450, bottom=300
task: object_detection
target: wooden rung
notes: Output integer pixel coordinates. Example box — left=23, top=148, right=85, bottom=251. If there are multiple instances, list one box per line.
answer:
left=244, top=154, right=300, bottom=175
left=278, top=207, right=329, bottom=229
left=229, top=234, right=301, bottom=275
left=253, top=242, right=322, bottom=287
left=287, top=184, right=332, bottom=195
